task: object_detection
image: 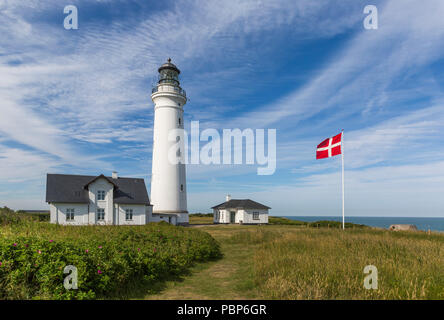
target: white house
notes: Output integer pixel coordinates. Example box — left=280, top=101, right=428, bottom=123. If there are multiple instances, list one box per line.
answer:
left=212, top=195, right=270, bottom=224
left=46, top=172, right=153, bottom=225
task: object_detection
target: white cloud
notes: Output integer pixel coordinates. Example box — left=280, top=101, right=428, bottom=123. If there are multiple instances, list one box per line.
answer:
left=228, top=0, right=444, bottom=130
left=1, top=0, right=443, bottom=216
left=190, top=160, right=444, bottom=217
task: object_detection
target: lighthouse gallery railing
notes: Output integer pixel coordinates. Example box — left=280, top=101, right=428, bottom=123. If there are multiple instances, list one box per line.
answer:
left=152, top=85, right=186, bottom=97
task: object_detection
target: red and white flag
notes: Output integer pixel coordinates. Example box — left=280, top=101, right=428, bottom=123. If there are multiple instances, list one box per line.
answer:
left=316, top=132, right=342, bottom=159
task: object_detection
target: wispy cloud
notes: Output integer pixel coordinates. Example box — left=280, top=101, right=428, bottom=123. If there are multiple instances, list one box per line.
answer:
left=1, top=0, right=443, bottom=215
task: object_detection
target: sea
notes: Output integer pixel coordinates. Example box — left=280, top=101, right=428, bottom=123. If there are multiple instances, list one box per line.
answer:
left=283, top=216, right=444, bottom=232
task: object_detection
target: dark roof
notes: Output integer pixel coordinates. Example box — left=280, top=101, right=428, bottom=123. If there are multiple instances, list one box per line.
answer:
left=84, top=174, right=118, bottom=189
left=46, top=174, right=150, bottom=205
left=211, top=199, right=271, bottom=210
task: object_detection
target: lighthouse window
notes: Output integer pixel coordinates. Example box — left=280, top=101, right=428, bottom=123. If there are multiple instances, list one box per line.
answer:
left=180, top=184, right=184, bottom=192
left=178, top=118, right=181, bottom=125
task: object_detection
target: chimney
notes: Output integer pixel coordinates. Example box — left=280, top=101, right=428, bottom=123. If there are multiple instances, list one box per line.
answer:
left=112, top=171, right=118, bottom=179
left=226, top=194, right=231, bottom=202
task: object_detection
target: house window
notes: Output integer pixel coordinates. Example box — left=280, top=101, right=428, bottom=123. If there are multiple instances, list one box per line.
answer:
left=97, top=190, right=105, bottom=201
left=253, top=212, right=260, bottom=220
left=125, top=209, right=133, bottom=221
left=66, top=208, right=75, bottom=221
left=97, top=208, right=105, bottom=221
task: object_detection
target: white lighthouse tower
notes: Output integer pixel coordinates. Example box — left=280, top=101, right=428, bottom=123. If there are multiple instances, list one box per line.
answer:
left=150, top=58, right=188, bottom=225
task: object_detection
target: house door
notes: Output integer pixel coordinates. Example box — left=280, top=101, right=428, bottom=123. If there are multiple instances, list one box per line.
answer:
left=168, top=216, right=172, bottom=224
left=230, top=211, right=236, bottom=223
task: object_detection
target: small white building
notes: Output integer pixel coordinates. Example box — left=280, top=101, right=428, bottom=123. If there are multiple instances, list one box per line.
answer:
left=46, top=172, right=154, bottom=225
left=212, top=195, right=270, bottom=224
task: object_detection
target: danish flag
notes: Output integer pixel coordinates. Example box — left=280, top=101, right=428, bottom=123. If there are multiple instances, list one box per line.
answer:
left=316, top=132, right=342, bottom=159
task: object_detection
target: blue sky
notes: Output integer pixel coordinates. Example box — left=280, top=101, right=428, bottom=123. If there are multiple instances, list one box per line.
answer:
left=1, top=0, right=444, bottom=217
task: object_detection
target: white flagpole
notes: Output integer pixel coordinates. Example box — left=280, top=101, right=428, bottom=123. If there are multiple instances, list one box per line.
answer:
left=341, top=130, right=345, bottom=230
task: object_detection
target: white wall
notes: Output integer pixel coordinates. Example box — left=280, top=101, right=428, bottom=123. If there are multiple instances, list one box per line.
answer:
left=115, top=204, right=147, bottom=225
left=151, top=86, right=188, bottom=215
left=50, top=203, right=89, bottom=225
left=214, top=209, right=226, bottom=223
left=176, top=212, right=189, bottom=224
left=242, top=209, right=268, bottom=224
left=88, top=178, right=114, bottom=225
left=214, top=208, right=268, bottom=224
left=146, top=205, right=153, bottom=223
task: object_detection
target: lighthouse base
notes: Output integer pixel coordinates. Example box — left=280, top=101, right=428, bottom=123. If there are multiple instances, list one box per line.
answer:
left=151, top=211, right=189, bottom=226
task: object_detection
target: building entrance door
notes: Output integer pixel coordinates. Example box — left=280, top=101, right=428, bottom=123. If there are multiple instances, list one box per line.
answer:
left=230, top=211, right=236, bottom=223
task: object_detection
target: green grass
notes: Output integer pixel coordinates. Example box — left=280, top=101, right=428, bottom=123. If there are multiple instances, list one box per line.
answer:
left=145, top=224, right=444, bottom=300
left=3, top=207, right=443, bottom=300
left=252, top=227, right=444, bottom=299
left=189, top=215, right=213, bottom=225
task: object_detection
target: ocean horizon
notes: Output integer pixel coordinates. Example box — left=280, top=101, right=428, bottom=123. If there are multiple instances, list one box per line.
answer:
left=280, top=216, right=444, bottom=232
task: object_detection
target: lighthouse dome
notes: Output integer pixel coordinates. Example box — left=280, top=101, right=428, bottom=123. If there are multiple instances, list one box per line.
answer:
left=158, top=58, right=180, bottom=74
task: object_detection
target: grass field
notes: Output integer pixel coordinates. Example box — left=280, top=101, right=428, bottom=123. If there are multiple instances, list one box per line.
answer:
left=2, top=209, right=443, bottom=300
left=147, top=223, right=444, bottom=300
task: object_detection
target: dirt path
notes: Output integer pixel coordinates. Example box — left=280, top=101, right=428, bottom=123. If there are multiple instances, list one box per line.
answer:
left=145, top=226, right=257, bottom=300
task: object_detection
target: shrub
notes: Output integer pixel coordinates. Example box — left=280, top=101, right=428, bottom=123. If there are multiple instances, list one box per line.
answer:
left=0, top=222, right=221, bottom=299
left=308, top=220, right=367, bottom=229
left=189, top=213, right=213, bottom=217
left=268, top=217, right=307, bottom=226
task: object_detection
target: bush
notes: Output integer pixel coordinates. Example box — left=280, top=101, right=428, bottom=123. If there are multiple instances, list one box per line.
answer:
left=0, top=222, right=221, bottom=299
left=0, top=207, right=49, bottom=225
left=189, top=213, right=213, bottom=217
left=267, top=216, right=368, bottom=229
left=268, top=217, right=307, bottom=226
left=308, top=220, right=367, bottom=229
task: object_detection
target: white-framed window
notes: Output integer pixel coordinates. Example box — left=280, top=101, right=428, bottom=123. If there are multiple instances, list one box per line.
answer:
left=97, top=190, right=106, bottom=201
left=253, top=212, right=260, bottom=220
left=66, top=208, right=75, bottom=221
left=214, top=210, right=219, bottom=221
left=125, top=209, right=133, bottom=221
left=97, top=208, right=105, bottom=221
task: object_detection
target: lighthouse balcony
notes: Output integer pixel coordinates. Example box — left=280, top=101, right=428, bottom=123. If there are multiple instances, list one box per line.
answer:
left=152, top=85, right=186, bottom=97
